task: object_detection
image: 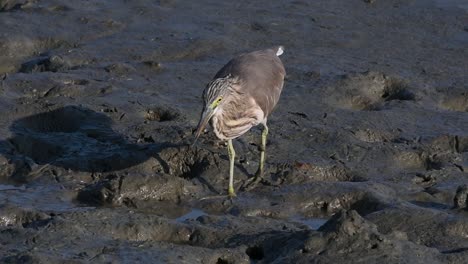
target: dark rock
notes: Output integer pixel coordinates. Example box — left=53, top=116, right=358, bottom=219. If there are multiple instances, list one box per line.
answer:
left=19, top=55, right=69, bottom=73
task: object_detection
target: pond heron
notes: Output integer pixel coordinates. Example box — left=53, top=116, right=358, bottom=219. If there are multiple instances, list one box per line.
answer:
left=194, top=46, right=286, bottom=197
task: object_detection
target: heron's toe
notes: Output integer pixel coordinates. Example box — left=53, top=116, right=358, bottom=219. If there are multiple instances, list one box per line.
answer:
left=228, top=187, right=237, bottom=198
left=241, top=175, right=263, bottom=191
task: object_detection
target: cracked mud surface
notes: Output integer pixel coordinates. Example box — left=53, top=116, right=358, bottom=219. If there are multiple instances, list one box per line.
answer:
left=0, top=0, right=467, bottom=263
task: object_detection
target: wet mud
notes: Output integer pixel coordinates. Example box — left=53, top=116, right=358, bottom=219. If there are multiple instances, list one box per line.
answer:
left=0, top=0, right=467, bottom=263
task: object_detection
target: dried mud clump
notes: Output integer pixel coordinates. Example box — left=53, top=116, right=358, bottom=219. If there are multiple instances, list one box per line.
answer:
left=0, top=0, right=32, bottom=11
left=77, top=176, right=119, bottom=206
left=142, top=60, right=163, bottom=71
left=440, top=92, right=468, bottom=112
left=104, top=63, right=136, bottom=76
left=353, top=128, right=398, bottom=143
left=77, top=173, right=186, bottom=206
left=296, top=210, right=441, bottom=263
left=393, top=151, right=442, bottom=171
left=428, top=134, right=463, bottom=153
left=0, top=154, right=36, bottom=183
left=0, top=204, right=51, bottom=228
left=274, top=160, right=367, bottom=185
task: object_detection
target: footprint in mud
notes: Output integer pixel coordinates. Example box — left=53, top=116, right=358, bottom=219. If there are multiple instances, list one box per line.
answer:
left=145, top=106, right=181, bottom=122
left=0, top=106, right=178, bottom=183
left=328, top=71, right=415, bottom=111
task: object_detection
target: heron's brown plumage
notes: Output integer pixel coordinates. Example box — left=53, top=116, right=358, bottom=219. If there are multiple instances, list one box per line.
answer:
left=213, top=46, right=285, bottom=117
left=204, top=46, right=285, bottom=140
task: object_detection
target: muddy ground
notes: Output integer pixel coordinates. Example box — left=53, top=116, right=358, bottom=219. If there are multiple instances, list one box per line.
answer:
left=0, top=0, right=467, bottom=263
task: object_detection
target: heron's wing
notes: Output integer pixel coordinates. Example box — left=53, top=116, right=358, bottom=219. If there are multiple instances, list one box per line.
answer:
left=214, top=47, right=285, bottom=116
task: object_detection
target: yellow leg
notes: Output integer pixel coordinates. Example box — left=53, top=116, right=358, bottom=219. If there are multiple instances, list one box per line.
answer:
left=227, top=139, right=236, bottom=197
left=257, top=124, right=269, bottom=178
left=242, top=124, right=268, bottom=191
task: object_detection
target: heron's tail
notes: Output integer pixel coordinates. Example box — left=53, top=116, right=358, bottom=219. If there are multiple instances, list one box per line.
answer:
left=276, top=46, right=284, bottom=56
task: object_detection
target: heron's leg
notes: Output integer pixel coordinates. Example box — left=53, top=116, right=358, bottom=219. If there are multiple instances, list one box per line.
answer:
left=242, top=124, right=268, bottom=191
left=257, top=124, right=269, bottom=178
left=227, top=139, right=237, bottom=197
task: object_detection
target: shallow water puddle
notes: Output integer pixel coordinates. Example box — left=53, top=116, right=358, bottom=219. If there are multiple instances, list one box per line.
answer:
left=0, top=184, right=90, bottom=212
left=290, top=217, right=328, bottom=230
left=175, top=208, right=207, bottom=222
left=0, top=184, right=26, bottom=191
left=433, top=0, right=468, bottom=11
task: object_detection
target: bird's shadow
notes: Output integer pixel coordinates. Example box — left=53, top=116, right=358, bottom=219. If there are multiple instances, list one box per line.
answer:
left=0, top=105, right=179, bottom=183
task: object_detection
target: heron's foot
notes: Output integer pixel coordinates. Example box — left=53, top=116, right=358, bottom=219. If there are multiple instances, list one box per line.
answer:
left=198, top=195, right=235, bottom=205
left=228, top=186, right=237, bottom=198
left=199, top=193, right=236, bottom=203
left=242, top=170, right=264, bottom=191
left=198, top=185, right=236, bottom=201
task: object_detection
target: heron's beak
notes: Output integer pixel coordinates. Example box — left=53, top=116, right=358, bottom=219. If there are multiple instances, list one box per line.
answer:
left=193, top=108, right=215, bottom=145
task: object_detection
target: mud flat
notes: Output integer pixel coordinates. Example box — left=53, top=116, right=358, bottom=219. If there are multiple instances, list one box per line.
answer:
left=0, top=0, right=467, bottom=263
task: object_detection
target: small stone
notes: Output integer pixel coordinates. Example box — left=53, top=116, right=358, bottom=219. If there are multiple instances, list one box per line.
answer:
left=453, top=184, right=468, bottom=209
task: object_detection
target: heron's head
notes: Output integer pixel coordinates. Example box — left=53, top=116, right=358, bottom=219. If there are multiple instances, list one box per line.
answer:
left=193, top=78, right=232, bottom=143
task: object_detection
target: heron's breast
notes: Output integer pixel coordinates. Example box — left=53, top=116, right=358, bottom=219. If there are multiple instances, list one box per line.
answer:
left=211, top=99, right=264, bottom=140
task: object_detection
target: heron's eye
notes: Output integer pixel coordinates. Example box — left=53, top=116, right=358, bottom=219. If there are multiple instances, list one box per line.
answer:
left=210, top=96, right=223, bottom=109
